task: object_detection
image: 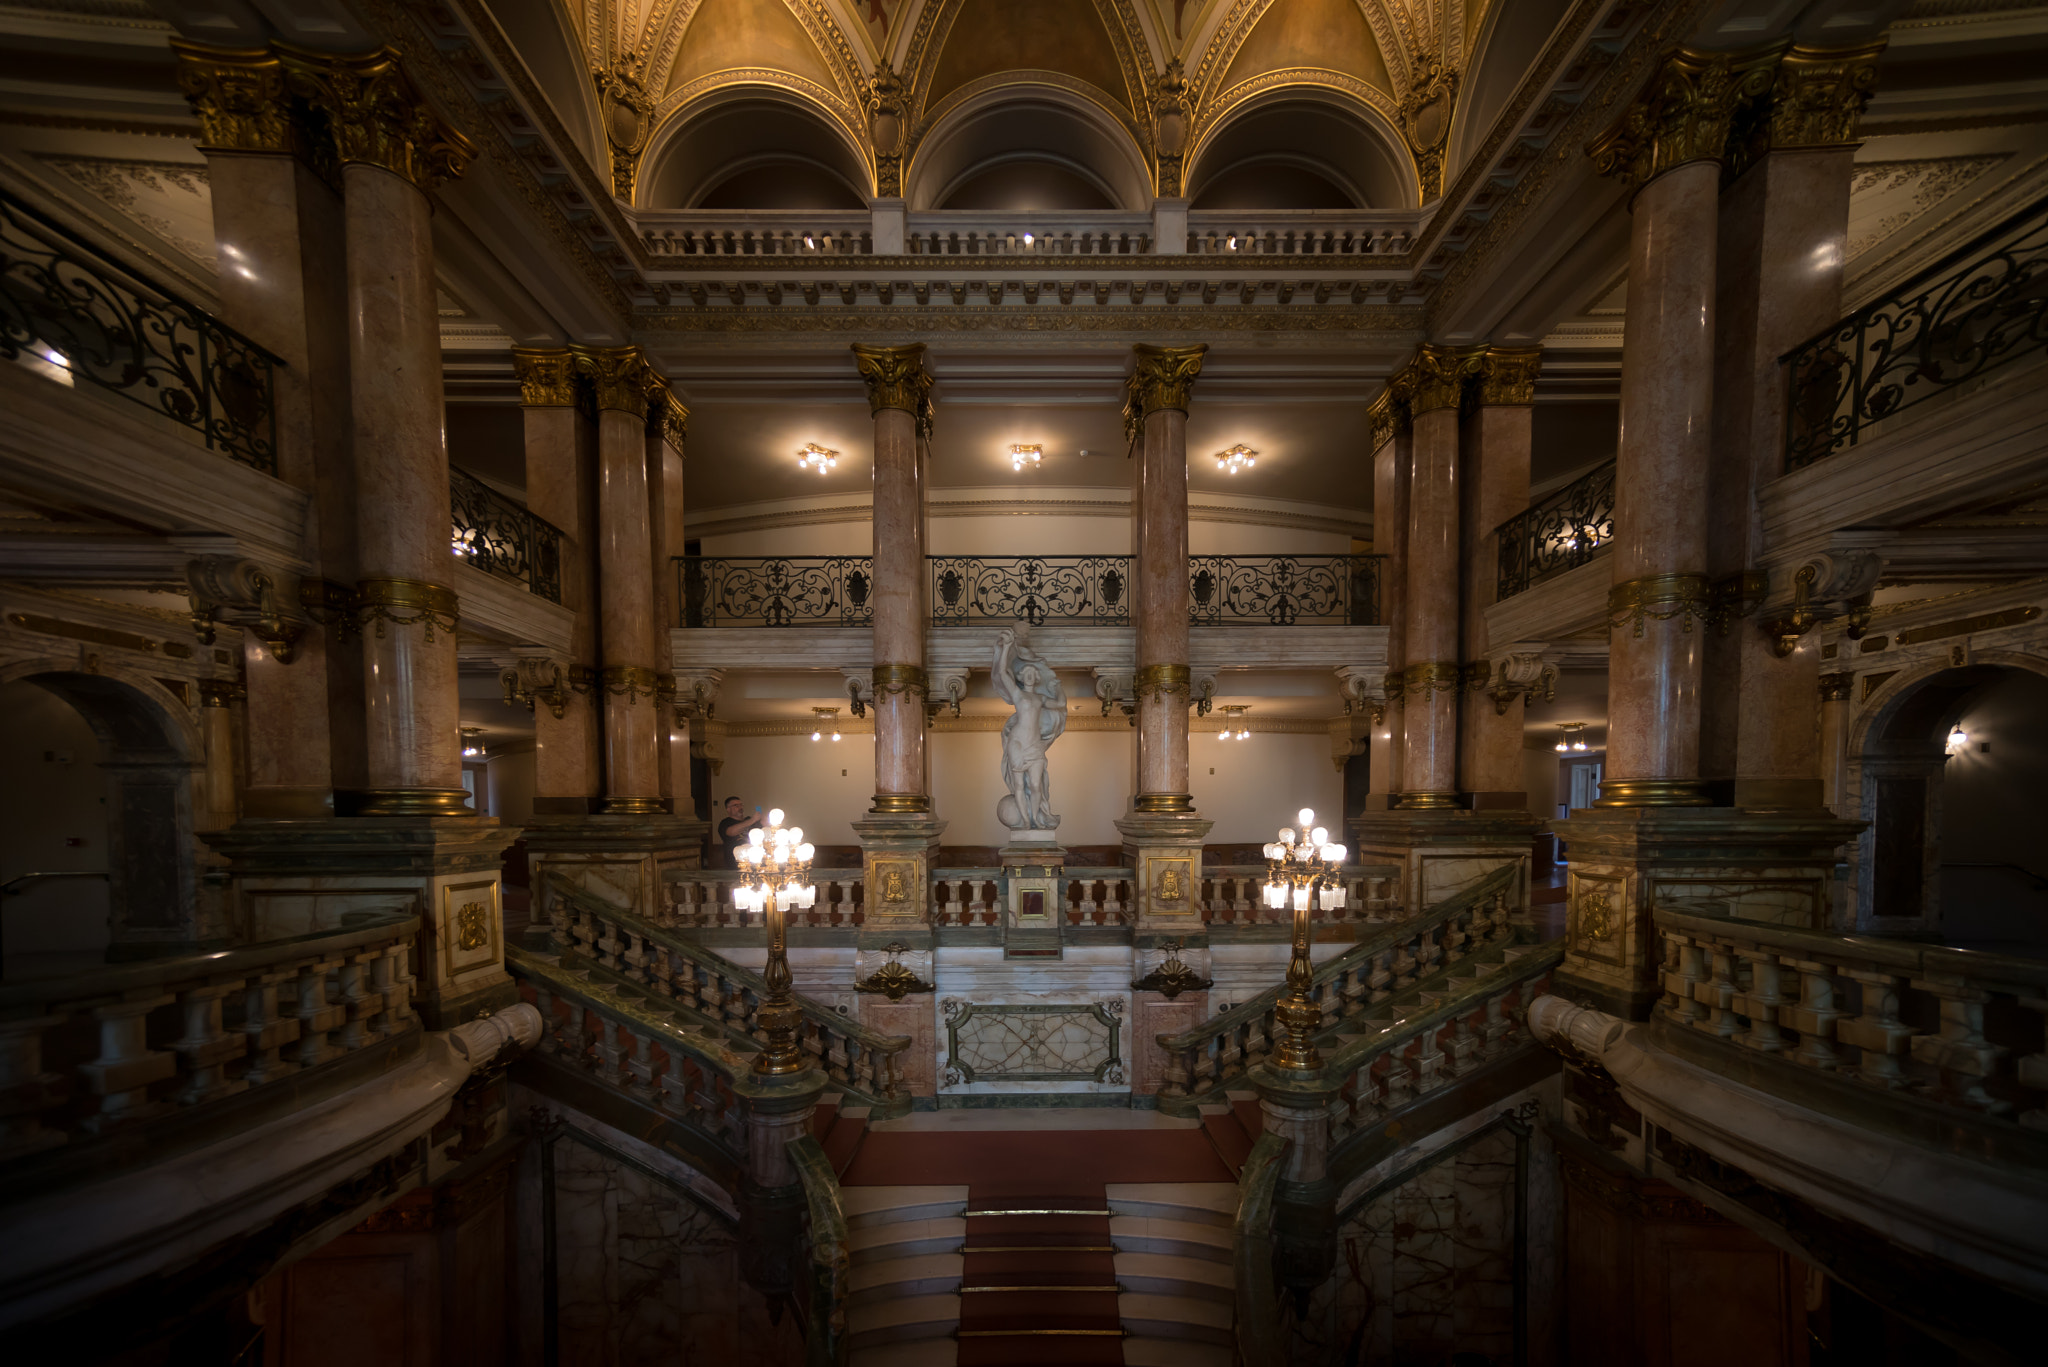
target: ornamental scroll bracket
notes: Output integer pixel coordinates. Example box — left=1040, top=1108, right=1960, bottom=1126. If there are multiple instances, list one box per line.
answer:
left=186, top=555, right=303, bottom=663
left=926, top=670, right=967, bottom=721
left=1487, top=644, right=1559, bottom=715
left=1094, top=667, right=1135, bottom=720
left=674, top=669, right=723, bottom=722
left=1756, top=550, right=1883, bottom=657
left=1190, top=665, right=1218, bottom=719
left=502, top=654, right=572, bottom=719
left=842, top=667, right=875, bottom=718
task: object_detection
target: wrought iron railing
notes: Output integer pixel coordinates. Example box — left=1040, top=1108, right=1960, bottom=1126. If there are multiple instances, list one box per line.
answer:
left=930, top=555, right=1131, bottom=624
left=680, top=555, right=875, bottom=626
left=1784, top=201, right=2048, bottom=471
left=1495, top=460, right=1615, bottom=601
left=1, top=189, right=279, bottom=473
left=449, top=467, right=564, bottom=604
left=1189, top=554, right=1383, bottom=625
left=678, top=554, right=1385, bottom=626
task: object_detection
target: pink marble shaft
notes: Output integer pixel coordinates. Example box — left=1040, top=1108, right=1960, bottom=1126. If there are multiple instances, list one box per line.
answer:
left=1607, top=161, right=1719, bottom=789
left=870, top=405, right=927, bottom=801
left=1460, top=402, right=1534, bottom=796
left=1402, top=405, right=1461, bottom=797
left=345, top=164, right=460, bottom=795
left=1135, top=406, right=1192, bottom=800
left=1369, top=429, right=1410, bottom=804
left=650, top=428, right=687, bottom=806
left=597, top=405, right=659, bottom=802
left=522, top=403, right=599, bottom=807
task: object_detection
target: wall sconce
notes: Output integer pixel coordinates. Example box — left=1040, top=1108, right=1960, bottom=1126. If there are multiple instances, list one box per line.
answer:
left=1214, top=444, right=1257, bottom=474
left=1554, top=723, right=1588, bottom=753
left=1217, top=704, right=1251, bottom=740
left=798, top=443, right=838, bottom=473
left=1010, top=444, right=1042, bottom=472
left=810, top=706, right=842, bottom=742
left=1947, top=724, right=1969, bottom=755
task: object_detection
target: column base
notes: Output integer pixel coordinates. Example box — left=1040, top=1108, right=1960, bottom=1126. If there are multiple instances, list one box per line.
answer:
left=202, top=816, right=521, bottom=1025
left=1131, top=792, right=1196, bottom=814
left=1348, top=808, right=1541, bottom=918
left=340, top=787, right=475, bottom=817
left=869, top=794, right=932, bottom=815
left=1116, top=811, right=1213, bottom=930
left=1548, top=805, right=1864, bottom=1021
left=1592, top=778, right=1714, bottom=808
left=523, top=812, right=712, bottom=933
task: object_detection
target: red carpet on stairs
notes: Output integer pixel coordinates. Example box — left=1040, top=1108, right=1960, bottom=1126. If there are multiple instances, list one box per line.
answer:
left=841, top=1126, right=1234, bottom=1364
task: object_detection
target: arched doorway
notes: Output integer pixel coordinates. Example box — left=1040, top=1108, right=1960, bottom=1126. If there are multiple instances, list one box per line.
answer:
left=0, top=669, right=202, bottom=970
left=1853, top=662, right=2048, bottom=951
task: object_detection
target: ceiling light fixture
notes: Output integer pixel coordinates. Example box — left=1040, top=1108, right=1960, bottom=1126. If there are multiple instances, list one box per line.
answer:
left=1010, top=443, right=1042, bottom=472
left=811, top=706, right=842, bottom=742
left=1554, top=722, right=1589, bottom=753
left=1215, top=444, right=1258, bottom=475
left=460, top=727, right=485, bottom=758
left=797, top=443, right=838, bottom=473
left=1217, top=704, right=1252, bottom=741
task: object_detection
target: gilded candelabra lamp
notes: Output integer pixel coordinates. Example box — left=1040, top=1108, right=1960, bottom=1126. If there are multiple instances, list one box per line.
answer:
left=733, top=807, right=817, bottom=1075
left=1262, top=808, right=1348, bottom=1071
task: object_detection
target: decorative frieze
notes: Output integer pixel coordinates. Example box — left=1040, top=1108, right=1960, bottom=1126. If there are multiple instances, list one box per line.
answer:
left=1607, top=572, right=1714, bottom=638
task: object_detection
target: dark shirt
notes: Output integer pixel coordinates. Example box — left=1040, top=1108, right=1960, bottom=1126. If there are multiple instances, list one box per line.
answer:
left=718, top=815, right=748, bottom=869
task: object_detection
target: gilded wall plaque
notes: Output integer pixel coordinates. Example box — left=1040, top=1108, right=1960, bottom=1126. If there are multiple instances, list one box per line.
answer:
left=1148, top=857, right=1193, bottom=915
left=440, top=878, right=500, bottom=977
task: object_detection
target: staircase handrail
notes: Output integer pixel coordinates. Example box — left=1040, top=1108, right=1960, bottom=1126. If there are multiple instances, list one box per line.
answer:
left=1157, top=863, right=1519, bottom=1055
left=542, top=872, right=912, bottom=1105
left=1233, top=1130, right=1290, bottom=1367
left=788, top=1133, right=850, bottom=1367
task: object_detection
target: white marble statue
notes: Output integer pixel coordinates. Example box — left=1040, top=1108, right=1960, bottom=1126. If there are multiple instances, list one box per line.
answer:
left=992, top=627, right=1066, bottom=835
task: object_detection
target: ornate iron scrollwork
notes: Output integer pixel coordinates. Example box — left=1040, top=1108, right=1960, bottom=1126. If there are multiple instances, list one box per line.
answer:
left=449, top=468, right=565, bottom=604
left=928, top=556, right=1131, bottom=625
left=678, top=556, right=875, bottom=627
left=1187, top=555, right=1383, bottom=626
left=1495, top=460, right=1615, bottom=602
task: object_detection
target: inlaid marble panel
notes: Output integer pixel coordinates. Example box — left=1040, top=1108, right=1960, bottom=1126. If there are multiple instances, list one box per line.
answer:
left=940, top=998, right=1124, bottom=1084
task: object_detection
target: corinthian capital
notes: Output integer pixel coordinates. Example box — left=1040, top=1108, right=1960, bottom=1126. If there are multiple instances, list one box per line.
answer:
left=511, top=348, right=576, bottom=407
left=1368, top=374, right=1412, bottom=450
left=1476, top=347, right=1543, bottom=407
left=572, top=345, right=653, bottom=418
left=1125, top=343, right=1207, bottom=419
left=1589, top=46, right=1779, bottom=193
left=1407, top=343, right=1482, bottom=415
left=172, top=42, right=292, bottom=154
left=279, top=45, right=475, bottom=192
left=1769, top=41, right=1886, bottom=150
left=851, top=343, right=935, bottom=434
left=649, top=388, right=688, bottom=449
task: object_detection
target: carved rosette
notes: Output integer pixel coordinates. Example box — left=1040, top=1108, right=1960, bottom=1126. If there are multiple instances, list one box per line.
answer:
left=851, top=342, right=934, bottom=436
left=1123, top=344, right=1208, bottom=442
left=1476, top=347, right=1544, bottom=407
left=172, top=43, right=292, bottom=154
left=510, top=348, right=577, bottom=407
left=1588, top=46, right=1780, bottom=193
left=572, top=345, right=653, bottom=418
left=280, top=45, right=476, bottom=192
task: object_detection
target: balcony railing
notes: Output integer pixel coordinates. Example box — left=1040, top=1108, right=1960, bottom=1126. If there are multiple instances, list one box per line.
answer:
left=449, top=467, right=565, bottom=605
left=1495, top=460, right=1615, bottom=601
left=1783, top=200, right=2048, bottom=471
left=1, top=189, right=280, bottom=474
left=679, top=554, right=1385, bottom=626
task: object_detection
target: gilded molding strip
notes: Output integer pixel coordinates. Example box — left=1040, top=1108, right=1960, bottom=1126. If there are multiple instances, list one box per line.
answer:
left=872, top=663, right=928, bottom=698
left=1607, top=573, right=1714, bottom=638
left=1405, top=661, right=1462, bottom=695
left=356, top=578, right=459, bottom=642
left=601, top=665, right=661, bottom=703
left=1133, top=663, right=1192, bottom=703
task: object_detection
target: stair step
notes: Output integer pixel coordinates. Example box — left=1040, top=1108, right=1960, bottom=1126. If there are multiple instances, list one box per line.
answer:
left=851, top=1341, right=956, bottom=1367
left=847, top=1293, right=961, bottom=1347
left=1107, top=1216, right=1234, bottom=1264
left=843, top=1185, right=972, bottom=1232
left=1105, top=1183, right=1239, bottom=1228
left=1197, top=1110, right=1254, bottom=1176
left=822, top=1109, right=870, bottom=1177
left=1124, top=1338, right=1234, bottom=1367
left=1120, top=1292, right=1235, bottom=1345
left=847, top=1253, right=963, bottom=1303
left=1113, top=1251, right=1235, bottom=1296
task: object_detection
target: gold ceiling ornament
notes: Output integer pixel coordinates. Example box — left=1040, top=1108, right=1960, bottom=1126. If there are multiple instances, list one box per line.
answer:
left=1406, top=343, right=1482, bottom=415
left=850, top=342, right=935, bottom=431
left=1399, top=55, right=1459, bottom=202
left=278, top=45, right=476, bottom=193
left=1476, top=347, right=1544, bottom=406
left=594, top=61, right=657, bottom=201
left=1768, top=41, right=1888, bottom=150
left=510, top=348, right=577, bottom=407
left=571, top=345, right=653, bottom=418
left=1122, top=343, right=1208, bottom=443
left=867, top=60, right=908, bottom=199
left=171, top=43, right=292, bottom=154
left=1588, top=46, right=1780, bottom=195
left=1150, top=57, right=1191, bottom=199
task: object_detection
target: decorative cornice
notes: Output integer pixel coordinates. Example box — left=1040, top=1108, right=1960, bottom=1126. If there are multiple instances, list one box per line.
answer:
left=171, top=43, right=291, bottom=154
left=510, top=348, right=576, bottom=407
left=277, top=44, right=476, bottom=192
left=850, top=343, right=935, bottom=433
left=572, top=345, right=653, bottom=418
left=1123, top=343, right=1208, bottom=441
left=1767, top=41, right=1887, bottom=151
left=1476, top=347, right=1544, bottom=406
left=1588, top=45, right=1780, bottom=194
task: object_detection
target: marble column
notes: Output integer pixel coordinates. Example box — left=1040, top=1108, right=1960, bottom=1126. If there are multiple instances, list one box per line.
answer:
left=575, top=347, right=664, bottom=815
left=195, top=679, right=242, bottom=833
left=648, top=391, right=689, bottom=815
left=1458, top=349, right=1542, bottom=806
left=851, top=344, right=935, bottom=818
left=511, top=348, right=601, bottom=816
left=1365, top=387, right=1410, bottom=811
left=1818, top=670, right=1854, bottom=817
left=1398, top=345, right=1473, bottom=810
left=175, top=42, right=356, bottom=817
left=286, top=49, right=479, bottom=817
left=1703, top=42, right=1886, bottom=810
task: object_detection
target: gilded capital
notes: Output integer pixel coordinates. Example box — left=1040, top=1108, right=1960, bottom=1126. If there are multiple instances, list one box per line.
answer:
left=650, top=388, right=689, bottom=449
left=851, top=343, right=935, bottom=429
left=1367, top=382, right=1410, bottom=451
left=172, top=42, right=292, bottom=154
left=279, top=45, right=475, bottom=192
left=572, top=345, right=652, bottom=418
left=1476, top=347, right=1543, bottom=406
left=1407, top=344, right=1481, bottom=415
left=1818, top=672, right=1854, bottom=703
left=1769, top=41, right=1886, bottom=150
left=511, top=348, right=577, bottom=407
left=1589, top=46, right=1780, bottom=193
left=1124, top=344, right=1208, bottom=435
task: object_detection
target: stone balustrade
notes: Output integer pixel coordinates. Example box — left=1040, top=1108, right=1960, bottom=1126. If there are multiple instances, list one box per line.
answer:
left=1183, top=211, right=1416, bottom=257
left=1199, top=865, right=1402, bottom=927
left=544, top=874, right=910, bottom=1109
left=1655, top=907, right=2048, bottom=1128
left=664, top=869, right=865, bottom=929
left=1326, top=942, right=1562, bottom=1144
left=1156, top=865, right=1520, bottom=1109
left=0, top=911, right=418, bottom=1161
